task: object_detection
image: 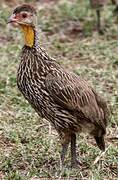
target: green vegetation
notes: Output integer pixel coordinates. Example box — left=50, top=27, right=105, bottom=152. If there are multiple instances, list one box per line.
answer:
left=0, top=0, right=118, bottom=179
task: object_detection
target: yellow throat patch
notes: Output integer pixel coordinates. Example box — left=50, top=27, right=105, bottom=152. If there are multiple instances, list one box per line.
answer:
left=20, top=25, right=35, bottom=47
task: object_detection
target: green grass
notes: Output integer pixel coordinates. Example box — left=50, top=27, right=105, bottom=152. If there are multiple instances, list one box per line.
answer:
left=0, top=0, right=118, bottom=179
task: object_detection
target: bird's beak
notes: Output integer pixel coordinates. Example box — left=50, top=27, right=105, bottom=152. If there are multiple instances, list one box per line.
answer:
left=7, top=14, right=17, bottom=24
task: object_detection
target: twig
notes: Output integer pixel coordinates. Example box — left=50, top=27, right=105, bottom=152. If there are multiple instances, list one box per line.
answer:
left=93, top=145, right=110, bottom=165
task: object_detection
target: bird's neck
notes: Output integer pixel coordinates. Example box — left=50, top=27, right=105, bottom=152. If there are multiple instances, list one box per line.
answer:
left=20, top=25, right=38, bottom=48
left=20, top=25, right=55, bottom=65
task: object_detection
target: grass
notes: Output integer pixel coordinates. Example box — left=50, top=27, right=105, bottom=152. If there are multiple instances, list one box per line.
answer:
left=0, top=0, right=118, bottom=179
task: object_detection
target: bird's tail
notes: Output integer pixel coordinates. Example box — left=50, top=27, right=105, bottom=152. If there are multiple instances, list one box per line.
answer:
left=94, top=136, right=105, bottom=151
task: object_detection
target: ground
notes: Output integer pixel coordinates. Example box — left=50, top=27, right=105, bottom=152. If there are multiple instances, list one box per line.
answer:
left=0, top=0, right=118, bottom=179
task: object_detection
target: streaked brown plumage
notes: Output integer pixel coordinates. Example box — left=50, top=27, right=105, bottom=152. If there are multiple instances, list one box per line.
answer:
left=89, top=0, right=118, bottom=34
left=8, top=4, right=110, bottom=167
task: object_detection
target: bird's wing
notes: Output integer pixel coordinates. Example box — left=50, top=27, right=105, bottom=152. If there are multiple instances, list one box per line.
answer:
left=46, top=71, right=106, bottom=128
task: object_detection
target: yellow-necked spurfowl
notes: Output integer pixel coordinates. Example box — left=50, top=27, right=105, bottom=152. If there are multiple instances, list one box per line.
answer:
left=8, top=4, right=110, bottom=167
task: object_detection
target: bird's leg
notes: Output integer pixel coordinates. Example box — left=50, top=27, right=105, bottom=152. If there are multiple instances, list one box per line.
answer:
left=60, top=142, right=69, bottom=166
left=71, top=133, right=80, bottom=168
left=96, top=9, right=104, bottom=34
left=59, top=132, right=71, bottom=167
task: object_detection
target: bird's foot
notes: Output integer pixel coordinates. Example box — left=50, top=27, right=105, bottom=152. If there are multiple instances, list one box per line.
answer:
left=98, top=28, right=106, bottom=35
left=71, top=159, right=82, bottom=168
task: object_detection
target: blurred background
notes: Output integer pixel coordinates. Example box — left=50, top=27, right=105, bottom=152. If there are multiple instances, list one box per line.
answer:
left=0, top=0, right=118, bottom=179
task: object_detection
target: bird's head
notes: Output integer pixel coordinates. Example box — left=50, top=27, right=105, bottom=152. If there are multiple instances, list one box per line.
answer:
left=8, top=4, right=37, bottom=47
left=8, top=4, right=37, bottom=27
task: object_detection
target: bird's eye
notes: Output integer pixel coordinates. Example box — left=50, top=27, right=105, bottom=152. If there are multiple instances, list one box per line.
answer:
left=22, top=13, right=27, bottom=18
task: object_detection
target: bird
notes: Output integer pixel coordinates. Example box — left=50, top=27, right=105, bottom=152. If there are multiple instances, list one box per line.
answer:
left=8, top=4, right=110, bottom=167
left=89, top=0, right=118, bottom=34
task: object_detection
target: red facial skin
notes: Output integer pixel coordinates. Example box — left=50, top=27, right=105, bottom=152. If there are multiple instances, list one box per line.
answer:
left=8, top=12, right=30, bottom=27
